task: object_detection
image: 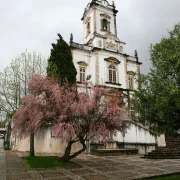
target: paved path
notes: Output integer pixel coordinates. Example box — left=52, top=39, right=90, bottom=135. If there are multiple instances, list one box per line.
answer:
left=1, top=150, right=180, bottom=180
left=0, top=139, right=5, bottom=179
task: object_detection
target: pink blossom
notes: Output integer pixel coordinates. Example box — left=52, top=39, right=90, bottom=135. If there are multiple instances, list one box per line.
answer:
left=13, top=74, right=129, bottom=143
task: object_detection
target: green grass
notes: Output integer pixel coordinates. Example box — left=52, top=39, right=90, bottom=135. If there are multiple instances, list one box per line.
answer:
left=151, top=174, right=180, bottom=180
left=22, top=156, right=81, bottom=169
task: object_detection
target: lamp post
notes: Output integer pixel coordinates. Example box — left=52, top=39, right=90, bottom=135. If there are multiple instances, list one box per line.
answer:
left=85, top=75, right=91, bottom=155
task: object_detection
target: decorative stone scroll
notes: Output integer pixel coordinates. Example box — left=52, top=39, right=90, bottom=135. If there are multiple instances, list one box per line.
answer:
left=105, top=41, right=117, bottom=51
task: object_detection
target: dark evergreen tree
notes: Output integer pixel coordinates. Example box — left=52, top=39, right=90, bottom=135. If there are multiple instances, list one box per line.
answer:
left=47, top=33, right=77, bottom=84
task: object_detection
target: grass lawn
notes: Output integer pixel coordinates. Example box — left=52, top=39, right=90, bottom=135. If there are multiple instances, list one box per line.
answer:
left=151, top=174, right=180, bottom=180
left=22, top=156, right=81, bottom=169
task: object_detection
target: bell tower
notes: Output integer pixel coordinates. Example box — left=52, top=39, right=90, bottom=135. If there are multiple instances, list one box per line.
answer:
left=81, top=0, right=119, bottom=47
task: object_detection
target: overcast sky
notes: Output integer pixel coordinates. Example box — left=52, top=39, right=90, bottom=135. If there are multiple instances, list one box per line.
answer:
left=0, top=0, right=180, bottom=74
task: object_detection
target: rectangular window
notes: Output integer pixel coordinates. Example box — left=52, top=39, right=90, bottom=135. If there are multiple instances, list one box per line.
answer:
left=80, top=67, right=86, bottom=82
left=113, top=71, right=116, bottom=83
left=130, top=104, right=135, bottom=120
left=109, top=70, right=112, bottom=82
left=128, top=76, right=134, bottom=90
left=108, top=64, right=117, bottom=84
left=109, top=70, right=116, bottom=83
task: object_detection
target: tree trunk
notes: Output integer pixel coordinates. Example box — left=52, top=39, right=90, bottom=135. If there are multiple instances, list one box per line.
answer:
left=6, top=121, right=11, bottom=142
left=60, top=137, right=86, bottom=162
left=30, top=133, right=35, bottom=156
left=60, top=140, right=72, bottom=162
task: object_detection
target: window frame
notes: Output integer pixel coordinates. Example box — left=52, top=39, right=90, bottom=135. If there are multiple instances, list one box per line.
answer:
left=101, top=18, right=110, bottom=31
left=86, top=22, right=91, bottom=36
left=130, top=103, right=135, bottom=120
left=108, top=64, right=117, bottom=83
left=128, top=75, right=134, bottom=90
left=79, top=66, right=86, bottom=82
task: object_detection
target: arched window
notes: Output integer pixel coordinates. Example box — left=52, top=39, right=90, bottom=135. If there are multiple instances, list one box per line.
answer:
left=109, top=64, right=116, bottom=83
left=102, top=19, right=108, bottom=31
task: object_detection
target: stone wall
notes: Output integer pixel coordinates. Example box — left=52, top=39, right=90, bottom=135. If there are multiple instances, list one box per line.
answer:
left=10, top=129, right=82, bottom=155
left=113, top=122, right=157, bottom=155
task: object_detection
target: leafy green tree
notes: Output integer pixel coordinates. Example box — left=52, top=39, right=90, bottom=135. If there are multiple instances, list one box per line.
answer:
left=0, top=50, right=47, bottom=156
left=0, top=51, right=47, bottom=118
left=134, top=24, right=180, bottom=135
left=0, top=121, right=5, bottom=128
left=47, top=33, right=77, bottom=84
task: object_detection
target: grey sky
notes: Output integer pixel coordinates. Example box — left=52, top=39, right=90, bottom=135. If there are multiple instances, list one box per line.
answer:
left=0, top=0, right=180, bottom=74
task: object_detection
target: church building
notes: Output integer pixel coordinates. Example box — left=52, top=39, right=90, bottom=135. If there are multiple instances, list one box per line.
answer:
left=70, top=0, right=141, bottom=117
left=10, top=0, right=158, bottom=155
left=69, top=0, right=157, bottom=153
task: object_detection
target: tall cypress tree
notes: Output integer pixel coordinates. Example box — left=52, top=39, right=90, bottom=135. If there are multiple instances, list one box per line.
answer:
left=47, top=33, right=77, bottom=84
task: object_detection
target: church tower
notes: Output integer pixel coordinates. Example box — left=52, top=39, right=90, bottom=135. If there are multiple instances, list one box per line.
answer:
left=81, top=0, right=125, bottom=53
left=70, top=0, right=141, bottom=91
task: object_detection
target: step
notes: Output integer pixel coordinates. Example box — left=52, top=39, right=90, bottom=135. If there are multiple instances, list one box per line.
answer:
left=150, top=151, right=180, bottom=154
left=165, top=146, right=180, bottom=148
left=166, top=139, right=180, bottom=141
left=143, top=154, right=180, bottom=157
left=151, top=151, right=180, bottom=154
left=166, top=144, right=180, bottom=146
left=142, top=155, right=180, bottom=159
left=91, top=148, right=138, bottom=156
left=152, top=149, right=180, bottom=151
left=156, top=147, right=180, bottom=150
left=143, top=136, right=180, bottom=159
left=148, top=153, right=180, bottom=156
left=166, top=141, right=180, bottom=144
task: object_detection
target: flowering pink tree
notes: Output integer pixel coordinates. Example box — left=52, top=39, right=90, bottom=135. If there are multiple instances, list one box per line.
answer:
left=13, top=74, right=129, bottom=162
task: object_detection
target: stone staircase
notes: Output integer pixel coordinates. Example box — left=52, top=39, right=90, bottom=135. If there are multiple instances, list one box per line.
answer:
left=142, top=135, right=180, bottom=159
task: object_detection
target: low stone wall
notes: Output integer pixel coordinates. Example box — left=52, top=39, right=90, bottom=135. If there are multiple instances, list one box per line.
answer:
left=91, top=148, right=138, bottom=156
left=113, top=123, right=156, bottom=145
left=10, top=129, right=82, bottom=155
left=117, top=142, right=156, bottom=155
left=91, top=141, right=156, bottom=155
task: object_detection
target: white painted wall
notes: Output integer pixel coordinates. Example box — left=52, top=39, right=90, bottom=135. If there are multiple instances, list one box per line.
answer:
left=11, top=129, right=82, bottom=155
left=10, top=124, right=156, bottom=155
left=72, top=49, right=128, bottom=90
left=113, top=123, right=156, bottom=154
left=113, top=123, right=156, bottom=144
left=83, top=8, right=94, bottom=44
left=124, top=144, right=156, bottom=155
left=95, top=6, right=115, bottom=35
left=0, top=139, right=3, bottom=149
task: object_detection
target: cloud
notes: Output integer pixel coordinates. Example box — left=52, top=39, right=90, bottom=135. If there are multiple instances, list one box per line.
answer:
left=0, top=0, right=180, bottom=73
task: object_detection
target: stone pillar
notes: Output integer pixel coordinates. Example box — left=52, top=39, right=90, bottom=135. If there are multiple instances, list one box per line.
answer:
left=157, top=134, right=166, bottom=147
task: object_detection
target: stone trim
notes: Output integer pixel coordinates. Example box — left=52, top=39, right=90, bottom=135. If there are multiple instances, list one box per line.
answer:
left=127, top=71, right=136, bottom=76
left=100, top=13, right=111, bottom=19
left=127, top=59, right=143, bottom=65
left=77, top=61, right=88, bottom=66
left=104, top=57, right=121, bottom=64
left=105, top=82, right=121, bottom=86
left=117, top=142, right=157, bottom=146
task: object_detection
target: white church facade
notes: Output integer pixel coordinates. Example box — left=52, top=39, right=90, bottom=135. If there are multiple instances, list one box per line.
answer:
left=10, top=0, right=158, bottom=155
left=70, top=0, right=156, bottom=154
left=71, top=0, right=141, bottom=93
